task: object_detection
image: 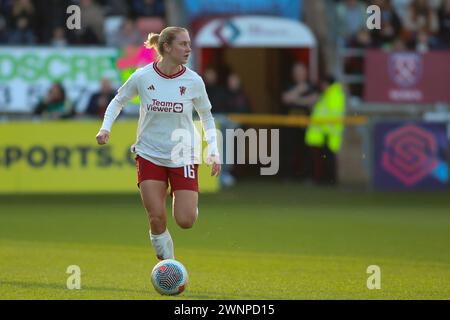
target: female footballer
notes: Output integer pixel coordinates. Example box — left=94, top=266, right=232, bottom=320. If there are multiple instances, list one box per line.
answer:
left=95, top=27, right=221, bottom=260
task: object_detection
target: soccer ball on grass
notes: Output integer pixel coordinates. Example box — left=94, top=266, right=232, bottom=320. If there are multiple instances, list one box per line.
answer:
left=151, top=259, right=188, bottom=295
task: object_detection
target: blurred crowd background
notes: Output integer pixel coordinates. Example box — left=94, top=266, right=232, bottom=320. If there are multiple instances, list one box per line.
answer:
left=0, top=0, right=449, bottom=191
left=1, top=0, right=449, bottom=55
left=1, top=0, right=449, bottom=70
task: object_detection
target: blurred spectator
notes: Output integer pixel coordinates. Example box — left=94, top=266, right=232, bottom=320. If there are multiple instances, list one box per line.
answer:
left=9, top=0, right=36, bottom=29
left=8, top=16, right=35, bottom=44
left=391, top=36, right=408, bottom=51
left=131, top=0, right=165, bottom=18
left=33, top=0, right=71, bottom=44
left=0, top=15, right=8, bottom=43
left=280, top=63, right=319, bottom=181
left=392, top=0, right=415, bottom=23
left=224, top=73, right=251, bottom=114
left=203, top=68, right=228, bottom=114
left=85, top=78, right=116, bottom=118
left=404, top=0, right=439, bottom=42
left=370, top=0, right=403, bottom=47
left=109, top=18, right=143, bottom=47
left=282, top=63, right=318, bottom=115
left=303, top=0, right=335, bottom=78
left=438, top=0, right=450, bottom=47
left=34, top=83, right=74, bottom=119
left=415, top=29, right=435, bottom=51
left=348, top=28, right=374, bottom=48
left=7, top=0, right=37, bottom=44
left=51, top=26, right=68, bottom=47
left=104, top=0, right=129, bottom=16
left=336, top=0, right=367, bottom=46
left=202, top=69, right=238, bottom=187
left=74, top=0, right=105, bottom=44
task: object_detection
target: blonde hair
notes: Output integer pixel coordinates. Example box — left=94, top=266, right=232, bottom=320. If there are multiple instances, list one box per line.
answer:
left=144, top=27, right=188, bottom=59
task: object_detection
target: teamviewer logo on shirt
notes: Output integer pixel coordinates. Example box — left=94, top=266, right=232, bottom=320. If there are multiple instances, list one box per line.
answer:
left=146, top=99, right=184, bottom=113
left=173, top=103, right=183, bottom=113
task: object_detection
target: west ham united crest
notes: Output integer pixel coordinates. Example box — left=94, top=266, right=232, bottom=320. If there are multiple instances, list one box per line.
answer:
left=388, top=53, right=423, bottom=87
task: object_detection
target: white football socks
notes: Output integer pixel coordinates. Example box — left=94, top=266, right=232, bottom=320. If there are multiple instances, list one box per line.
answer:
left=150, top=229, right=174, bottom=260
left=149, top=209, right=199, bottom=260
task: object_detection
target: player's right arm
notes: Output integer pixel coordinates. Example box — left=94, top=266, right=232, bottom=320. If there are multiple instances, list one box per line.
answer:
left=96, top=129, right=110, bottom=145
left=95, top=72, right=139, bottom=145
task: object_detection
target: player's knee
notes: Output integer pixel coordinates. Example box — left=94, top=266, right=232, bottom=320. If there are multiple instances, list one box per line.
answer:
left=148, top=210, right=166, bottom=226
left=177, top=219, right=194, bottom=229
left=175, top=212, right=196, bottom=229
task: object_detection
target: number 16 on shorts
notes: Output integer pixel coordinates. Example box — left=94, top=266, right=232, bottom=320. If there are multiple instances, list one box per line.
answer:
left=183, top=165, right=195, bottom=179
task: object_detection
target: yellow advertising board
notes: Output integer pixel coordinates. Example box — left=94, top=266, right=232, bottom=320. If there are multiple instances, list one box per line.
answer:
left=0, top=120, right=219, bottom=194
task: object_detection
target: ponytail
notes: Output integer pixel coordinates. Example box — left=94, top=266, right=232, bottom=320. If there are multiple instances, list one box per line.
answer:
left=144, top=33, right=160, bottom=49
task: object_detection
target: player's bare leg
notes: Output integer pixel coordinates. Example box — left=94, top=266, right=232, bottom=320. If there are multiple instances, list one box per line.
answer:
left=139, top=180, right=174, bottom=260
left=172, top=190, right=198, bottom=229
left=140, top=180, right=167, bottom=233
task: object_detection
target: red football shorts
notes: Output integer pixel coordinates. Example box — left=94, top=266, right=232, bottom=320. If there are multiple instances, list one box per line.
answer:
left=135, top=155, right=199, bottom=193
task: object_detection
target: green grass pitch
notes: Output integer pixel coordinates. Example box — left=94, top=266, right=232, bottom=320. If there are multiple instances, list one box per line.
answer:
left=1, top=181, right=449, bottom=299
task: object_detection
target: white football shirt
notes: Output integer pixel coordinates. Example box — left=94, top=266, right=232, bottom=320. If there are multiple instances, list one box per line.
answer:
left=101, top=62, right=218, bottom=167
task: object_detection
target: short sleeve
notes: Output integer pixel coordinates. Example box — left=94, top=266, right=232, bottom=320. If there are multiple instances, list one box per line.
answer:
left=192, top=77, right=212, bottom=113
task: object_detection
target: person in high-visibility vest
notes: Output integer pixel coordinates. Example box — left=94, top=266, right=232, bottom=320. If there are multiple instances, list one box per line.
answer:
left=305, top=76, right=346, bottom=184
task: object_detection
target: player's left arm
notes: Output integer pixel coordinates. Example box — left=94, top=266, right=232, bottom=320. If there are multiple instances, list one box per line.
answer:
left=193, top=78, right=221, bottom=177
